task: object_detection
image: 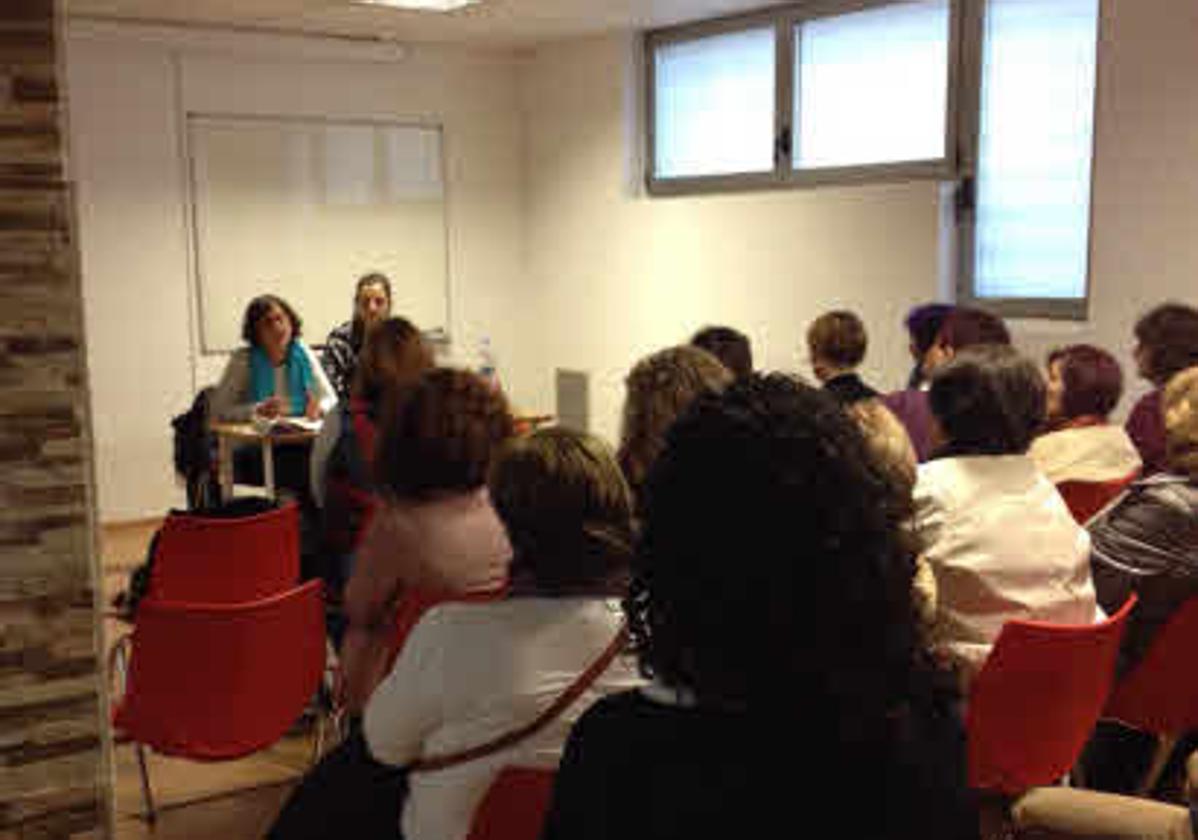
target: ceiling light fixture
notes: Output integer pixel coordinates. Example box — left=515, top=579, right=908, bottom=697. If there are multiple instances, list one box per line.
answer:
left=352, top=0, right=478, bottom=10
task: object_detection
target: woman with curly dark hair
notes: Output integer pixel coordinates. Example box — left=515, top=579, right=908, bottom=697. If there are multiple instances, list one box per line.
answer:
left=1126, top=303, right=1198, bottom=474
left=542, top=375, right=975, bottom=840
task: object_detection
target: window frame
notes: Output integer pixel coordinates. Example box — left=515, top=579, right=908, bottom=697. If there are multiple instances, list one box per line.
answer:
left=644, top=0, right=1103, bottom=322
left=645, top=0, right=964, bottom=196
left=952, top=0, right=1102, bottom=321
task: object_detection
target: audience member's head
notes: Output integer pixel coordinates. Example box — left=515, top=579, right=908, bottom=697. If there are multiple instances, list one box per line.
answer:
left=352, top=316, right=434, bottom=404
left=690, top=326, right=753, bottom=380
left=1045, top=344, right=1124, bottom=427
left=932, top=304, right=1009, bottom=356
left=618, top=345, right=733, bottom=495
left=929, top=345, right=1045, bottom=456
left=627, top=374, right=947, bottom=726
left=807, top=310, right=868, bottom=383
left=1133, top=303, right=1198, bottom=387
left=242, top=294, right=302, bottom=358
left=846, top=399, right=917, bottom=497
left=352, top=272, right=393, bottom=340
left=904, top=303, right=954, bottom=386
left=490, top=428, right=634, bottom=597
left=1163, top=366, right=1198, bottom=477
left=374, top=368, right=513, bottom=501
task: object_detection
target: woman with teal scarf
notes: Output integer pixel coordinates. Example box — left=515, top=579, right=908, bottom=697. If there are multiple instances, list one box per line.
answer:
left=212, top=295, right=336, bottom=423
left=210, top=294, right=336, bottom=496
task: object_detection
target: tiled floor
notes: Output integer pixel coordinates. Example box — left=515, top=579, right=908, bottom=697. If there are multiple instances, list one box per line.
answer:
left=101, top=522, right=311, bottom=839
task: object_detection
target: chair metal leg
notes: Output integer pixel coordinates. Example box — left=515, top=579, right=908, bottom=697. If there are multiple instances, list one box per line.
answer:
left=135, top=741, right=157, bottom=824
left=1137, top=733, right=1178, bottom=797
left=311, top=709, right=326, bottom=765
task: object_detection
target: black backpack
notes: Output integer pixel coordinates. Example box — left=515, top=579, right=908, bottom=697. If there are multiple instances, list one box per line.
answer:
left=171, top=387, right=218, bottom=510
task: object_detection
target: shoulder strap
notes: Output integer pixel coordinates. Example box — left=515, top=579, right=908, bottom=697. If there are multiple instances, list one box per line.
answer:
left=409, top=623, right=629, bottom=774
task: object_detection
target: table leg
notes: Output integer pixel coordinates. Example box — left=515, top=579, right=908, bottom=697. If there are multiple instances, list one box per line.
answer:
left=217, top=434, right=234, bottom=504
left=262, top=438, right=276, bottom=499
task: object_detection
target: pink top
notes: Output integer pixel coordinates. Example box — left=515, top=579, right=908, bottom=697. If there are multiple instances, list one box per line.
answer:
left=341, top=488, right=512, bottom=711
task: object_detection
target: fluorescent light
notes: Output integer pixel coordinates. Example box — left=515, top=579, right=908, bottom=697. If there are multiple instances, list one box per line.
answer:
left=352, top=0, right=478, bottom=10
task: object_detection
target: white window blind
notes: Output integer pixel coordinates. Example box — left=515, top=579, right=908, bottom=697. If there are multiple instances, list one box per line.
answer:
left=973, top=0, right=1099, bottom=300
left=654, top=27, right=776, bottom=179
left=794, top=0, right=950, bottom=169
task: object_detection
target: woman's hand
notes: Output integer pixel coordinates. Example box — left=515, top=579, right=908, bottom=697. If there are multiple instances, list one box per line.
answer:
left=305, top=391, right=323, bottom=420
left=255, top=396, right=284, bottom=419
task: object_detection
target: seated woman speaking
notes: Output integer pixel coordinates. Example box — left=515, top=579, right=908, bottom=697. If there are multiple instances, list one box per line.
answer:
left=211, top=294, right=335, bottom=423
left=210, top=294, right=336, bottom=498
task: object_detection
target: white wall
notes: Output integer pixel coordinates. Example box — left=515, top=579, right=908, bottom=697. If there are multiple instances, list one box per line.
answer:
left=70, top=0, right=1198, bottom=520
left=66, top=26, right=529, bottom=521
left=518, top=36, right=942, bottom=445
left=518, top=0, right=1198, bottom=446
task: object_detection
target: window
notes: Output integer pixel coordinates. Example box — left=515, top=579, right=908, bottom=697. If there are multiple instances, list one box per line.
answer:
left=646, top=0, right=1102, bottom=319
left=794, top=0, right=951, bottom=169
left=961, top=0, right=1100, bottom=317
left=647, top=0, right=958, bottom=192
left=654, top=27, right=777, bottom=179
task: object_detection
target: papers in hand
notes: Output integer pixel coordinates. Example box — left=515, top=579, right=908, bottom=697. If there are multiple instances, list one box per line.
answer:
left=252, top=415, right=322, bottom=435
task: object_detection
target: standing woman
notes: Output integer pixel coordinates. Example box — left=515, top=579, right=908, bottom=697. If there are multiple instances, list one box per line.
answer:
left=210, top=294, right=335, bottom=496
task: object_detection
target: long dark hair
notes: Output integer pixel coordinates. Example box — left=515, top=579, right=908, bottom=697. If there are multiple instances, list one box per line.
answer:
left=626, top=375, right=954, bottom=733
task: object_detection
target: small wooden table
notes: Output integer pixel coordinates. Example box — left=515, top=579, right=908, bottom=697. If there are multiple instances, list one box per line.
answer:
left=210, top=420, right=321, bottom=503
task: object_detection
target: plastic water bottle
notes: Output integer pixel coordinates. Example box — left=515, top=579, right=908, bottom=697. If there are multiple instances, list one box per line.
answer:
left=477, top=336, right=500, bottom=391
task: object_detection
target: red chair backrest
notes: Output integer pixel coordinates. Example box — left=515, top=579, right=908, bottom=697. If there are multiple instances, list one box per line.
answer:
left=114, top=579, right=326, bottom=760
left=1105, top=595, right=1198, bottom=734
left=148, top=503, right=300, bottom=603
left=467, top=767, right=556, bottom=840
left=1057, top=473, right=1137, bottom=524
left=967, top=595, right=1136, bottom=794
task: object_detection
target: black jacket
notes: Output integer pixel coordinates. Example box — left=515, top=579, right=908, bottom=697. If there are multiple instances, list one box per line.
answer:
left=1088, top=474, right=1198, bottom=673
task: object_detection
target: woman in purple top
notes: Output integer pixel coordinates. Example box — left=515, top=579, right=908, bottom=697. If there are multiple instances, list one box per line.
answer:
left=1126, top=303, right=1198, bottom=475
left=884, top=306, right=1010, bottom=461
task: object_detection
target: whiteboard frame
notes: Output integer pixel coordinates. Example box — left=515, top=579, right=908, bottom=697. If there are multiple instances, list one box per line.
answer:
left=183, top=110, right=453, bottom=355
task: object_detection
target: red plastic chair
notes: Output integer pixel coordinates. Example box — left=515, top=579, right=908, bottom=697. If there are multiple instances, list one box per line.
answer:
left=467, top=767, right=557, bottom=840
left=147, top=502, right=300, bottom=603
left=1103, top=595, right=1198, bottom=793
left=111, top=580, right=326, bottom=820
left=967, top=595, right=1136, bottom=794
left=1056, top=473, right=1137, bottom=524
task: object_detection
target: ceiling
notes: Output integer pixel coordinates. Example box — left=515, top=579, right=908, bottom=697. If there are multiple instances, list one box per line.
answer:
left=65, top=0, right=792, bottom=48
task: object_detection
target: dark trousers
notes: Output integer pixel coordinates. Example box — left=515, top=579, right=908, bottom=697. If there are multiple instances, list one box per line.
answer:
left=268, top=728, right=407, bottom=840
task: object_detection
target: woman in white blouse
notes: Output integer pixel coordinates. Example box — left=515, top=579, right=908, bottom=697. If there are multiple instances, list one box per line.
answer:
left=914, top=345, right=1098, bottom=683
left=362, top=428, right=644, bottom=840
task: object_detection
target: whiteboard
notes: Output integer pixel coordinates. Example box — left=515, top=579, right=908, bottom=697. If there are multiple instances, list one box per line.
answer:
left=188, top=114, right=450, bottom=353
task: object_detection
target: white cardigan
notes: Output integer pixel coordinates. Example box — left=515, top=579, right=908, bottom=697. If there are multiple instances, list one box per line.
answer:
left=363, top=598, right=643, bottom=840
left=1029, top=424, right=1142, bottom=484
left=914, top=455, right=1098, bottom=679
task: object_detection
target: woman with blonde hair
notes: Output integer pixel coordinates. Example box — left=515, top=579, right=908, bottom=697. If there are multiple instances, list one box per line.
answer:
left=1089, top=364, right=1198, bottom=674
left=1080, top=365, right=1198, bottom=794
left=617, top=345, right=733, bottom=499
